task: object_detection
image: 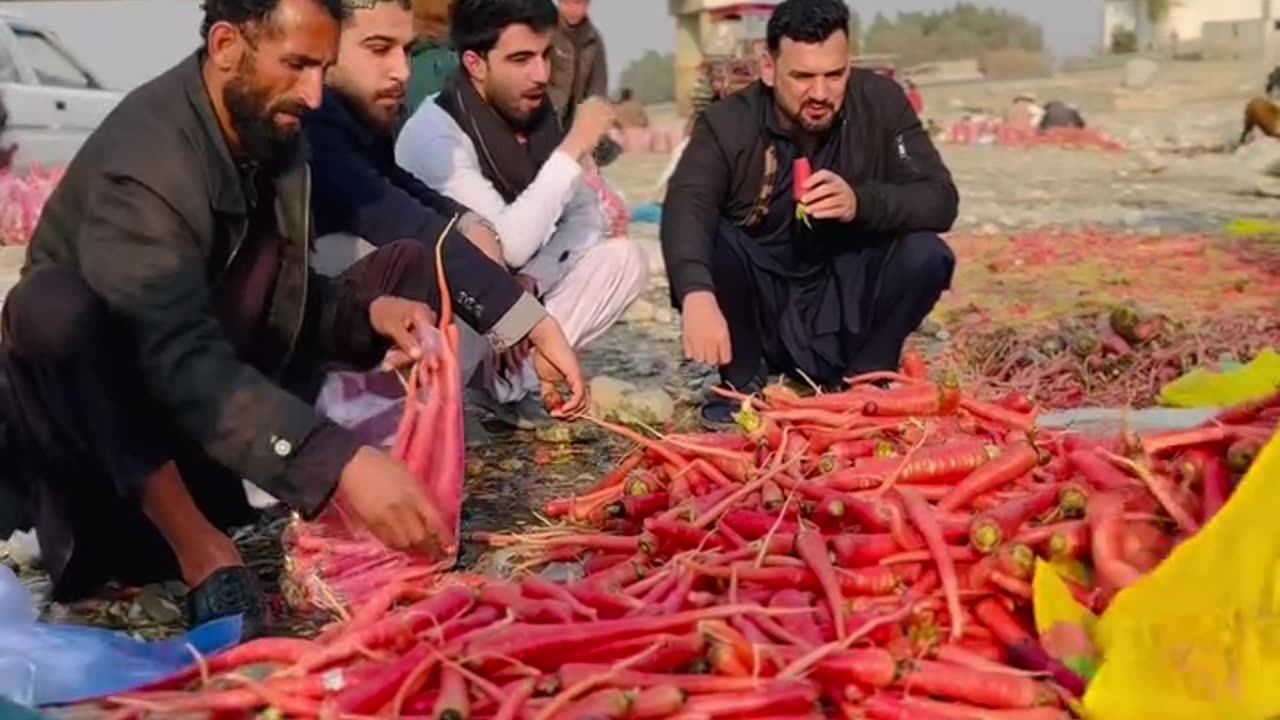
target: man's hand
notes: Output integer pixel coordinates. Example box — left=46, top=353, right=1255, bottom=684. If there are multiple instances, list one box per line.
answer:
left=369, top=296, right=436, bottom=371
left=800, top=170, right=858, bottom=223
left=561, top=97, right=615, bottom=160
left=337, top=447, right=447, bottom=557
left=495, top=273, right=538, bottom=376
left=681, top=290, right=732, bottom=367
left=459, top=213, right=505, bottom=266
left=526, top=315, right=587, bottom=417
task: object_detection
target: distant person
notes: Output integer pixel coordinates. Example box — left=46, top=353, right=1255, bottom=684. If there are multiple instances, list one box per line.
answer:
left=1267, top=65, right=1280, bottom=101
left=1039, top=100, right=1086, bottom=131
left=660, top=0, right=957, bottom=427
left=406, top=0, right=458, bottom=113
left=397, top=0, right=647, bottom=429
left=0, top=93, right=13, bottom=170
left=614, top=88, right=649, bottom=130
left=548, top=0, right=607, bottom=125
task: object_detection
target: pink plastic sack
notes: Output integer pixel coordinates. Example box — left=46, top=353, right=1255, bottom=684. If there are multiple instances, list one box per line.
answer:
left=283, top=324, right=465, bottom=613
left=0, top=165, right=64, bottom=246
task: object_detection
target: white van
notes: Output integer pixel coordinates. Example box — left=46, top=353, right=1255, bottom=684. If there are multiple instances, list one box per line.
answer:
left=0, top=9, right=124, bottom=170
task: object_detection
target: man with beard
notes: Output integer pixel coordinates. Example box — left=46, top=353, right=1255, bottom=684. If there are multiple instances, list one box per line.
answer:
left=396, top=0, right=646, bottom=429
left=661, top=0, right=958, bottom=428
left=0, top=0, right=585, bottom=638
left=305, top=0, right=586, bottom=444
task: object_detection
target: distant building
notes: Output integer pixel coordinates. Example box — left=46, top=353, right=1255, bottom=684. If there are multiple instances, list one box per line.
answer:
left=1102, top=0, right=1280, bottom=59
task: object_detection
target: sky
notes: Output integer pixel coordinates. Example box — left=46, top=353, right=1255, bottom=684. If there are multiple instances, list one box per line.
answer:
left=0, top=0, right=1107, bottom=92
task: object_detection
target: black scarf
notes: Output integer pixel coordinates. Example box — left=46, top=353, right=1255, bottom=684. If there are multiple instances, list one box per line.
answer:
left=436, top=71, right=565, bottom=203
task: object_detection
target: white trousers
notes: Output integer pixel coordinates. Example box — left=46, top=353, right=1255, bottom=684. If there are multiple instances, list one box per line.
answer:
left=489, top=236, right=649, bottom=404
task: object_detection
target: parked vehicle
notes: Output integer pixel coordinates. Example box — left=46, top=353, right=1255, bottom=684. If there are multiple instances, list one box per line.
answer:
left=0, top=10, right=123, bottom=170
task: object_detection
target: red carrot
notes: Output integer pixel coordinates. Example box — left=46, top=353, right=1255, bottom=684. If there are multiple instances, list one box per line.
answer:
left=938, top=443, right=1041, bottom=512
left=431, top=664, right=469, bottom=720
left=1180, top=448, right=1230, bottom=523
left=629, top=686, right=688, bottom=718
left=898, top=489, right=963, bottom=642
left=1066, top=449, right=1138, bottom=491
left=960, top=397, right=1037, bottom=433
left=864, top=380, right=962, bottom=417
left=901, top=351, right=929, bottom=380
left=829, top=442, right=996, bottom=489
left=831, top=533, right=901, bottom=567
left=897, top=659, right=1053, bottom=708
left=969, top=487, right=1059, bottom=554
left=1140, top=425, right=1234, bottom=456
left=896, top=696, right=1074, bottom=719
left=972, top=597, right=1086, bottom=697
left=813, top=648, right=898, bottom=689
left=1215, top=389, right=1280, bottom=424
left=793, top=158, right=813, bottom=228
left=684, top=680, right=820, bottom=716
left=491, top=679, right=535, bottom=720
left=769, top=589, right=826, bottom=645
left=795, top=529, right=846, bottom=639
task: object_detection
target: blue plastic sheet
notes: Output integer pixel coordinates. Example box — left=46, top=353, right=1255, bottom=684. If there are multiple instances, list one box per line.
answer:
left=630, top=202, right=662, bottom=225
left=0, top=565, right=242, bottom=708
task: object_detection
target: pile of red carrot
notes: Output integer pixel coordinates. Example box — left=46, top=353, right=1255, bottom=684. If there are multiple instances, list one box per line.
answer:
left=98, top=359, right=1277, bottom=719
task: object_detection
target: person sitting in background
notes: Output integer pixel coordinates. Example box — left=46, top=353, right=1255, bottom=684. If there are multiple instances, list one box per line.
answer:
left=304, top=0, right=586, bottom=445
left=0, top=0, right=539, bottom=638
left=614, top=87, right=649, bottom=130
left=405, top=0, right=457, bottom=114
left=397, top=0, right=647, bottom=430
left=660, top=0, right=957, bottom=428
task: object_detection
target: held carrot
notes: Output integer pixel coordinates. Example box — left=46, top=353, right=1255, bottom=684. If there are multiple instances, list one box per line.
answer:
left=793, top=157, right=814, bottom=228
left=938, top=443, right=1041, bottom=512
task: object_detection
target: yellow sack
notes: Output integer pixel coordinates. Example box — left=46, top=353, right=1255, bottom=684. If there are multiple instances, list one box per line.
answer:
left=1032, top=430, right=1280, bottom=719
left=1159, top=348, right=1280, bottom=409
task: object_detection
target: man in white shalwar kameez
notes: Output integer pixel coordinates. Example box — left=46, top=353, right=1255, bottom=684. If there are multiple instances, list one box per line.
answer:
left=396, top=0, right=646, bottom=427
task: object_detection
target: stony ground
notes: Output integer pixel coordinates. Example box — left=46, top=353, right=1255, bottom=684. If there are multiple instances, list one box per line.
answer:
left=2, top=65, right=1279, bottom=641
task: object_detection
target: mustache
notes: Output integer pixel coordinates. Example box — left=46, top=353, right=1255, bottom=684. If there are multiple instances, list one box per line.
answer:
left=375, top=82, right=406, bottom=102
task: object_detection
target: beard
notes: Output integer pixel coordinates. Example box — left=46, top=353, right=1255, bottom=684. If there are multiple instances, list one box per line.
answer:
left=783, top=98, right=838, bottom=134
left=360, top=86, right=407, bottom=135
left=490, top=84, right=548, bottom=131
left=222, top=62, right=308, bottom=168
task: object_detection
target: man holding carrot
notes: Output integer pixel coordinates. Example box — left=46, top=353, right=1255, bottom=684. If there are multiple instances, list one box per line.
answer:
left=661, top=0, right=958, bottom=428
left=0, top=0, right=583, bottom=639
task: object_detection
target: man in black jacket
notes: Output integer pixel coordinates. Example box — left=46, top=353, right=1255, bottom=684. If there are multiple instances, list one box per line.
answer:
left=661, top=0, right=958, bottom=427
left=0, top=0, right=582, bottom=637
left=305, top=0, right=585, bottom=441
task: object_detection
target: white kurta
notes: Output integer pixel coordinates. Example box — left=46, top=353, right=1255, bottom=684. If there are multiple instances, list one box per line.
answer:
left=396, top=99, right=648, bottom=403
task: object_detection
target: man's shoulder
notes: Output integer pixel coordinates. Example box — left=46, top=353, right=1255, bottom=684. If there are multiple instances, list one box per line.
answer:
left=849, top=69, right=909, bottom=109
left=697, top=83, right=766, bottom=141
left=398, top=98, right=469, bottom=152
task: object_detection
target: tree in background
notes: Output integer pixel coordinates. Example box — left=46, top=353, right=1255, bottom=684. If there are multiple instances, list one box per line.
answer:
left=863, top=3, right=1044, bottom=69
left=619, top=50, right=675, bottom=104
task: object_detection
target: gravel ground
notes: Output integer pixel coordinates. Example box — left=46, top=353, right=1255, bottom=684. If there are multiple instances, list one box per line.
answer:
left=1, top=101, right=1277, bottom=641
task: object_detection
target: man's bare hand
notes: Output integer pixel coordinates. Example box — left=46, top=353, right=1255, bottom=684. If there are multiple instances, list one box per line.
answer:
left=526, top=316, right=587, bottom=417
left=337, top=447, right=446, bottom=557
left=369, top=296, right=437, bottom=371
left=562, top=97, right=615, bottom=160
left=681, top=290, right=732, bottom=367
left=800, top=170, right=858, bottom=223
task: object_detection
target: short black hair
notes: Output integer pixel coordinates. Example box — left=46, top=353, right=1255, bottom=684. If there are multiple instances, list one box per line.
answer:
left=765, top=0, right=849, bottom=54
left=200, top=0, right=344, bottom=41
left=339, top=0, right=411, bottom=25
left=619, top=88, right=633, bottom=101
left=450, top=0, right=558, bottom=57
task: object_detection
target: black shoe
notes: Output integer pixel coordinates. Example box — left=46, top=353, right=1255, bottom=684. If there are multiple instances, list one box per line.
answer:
left=186, top=566, right=270, bottom=641
left=699, top=378, right=764, bottom=431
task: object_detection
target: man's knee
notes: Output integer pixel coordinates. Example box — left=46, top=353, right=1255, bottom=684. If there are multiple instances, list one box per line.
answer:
left=594, top=237, right=650, bottom=303
left=335, top=238, right=434, bottom=303
left=895, top=233, right=955, bottom=292
left=4, top=265, right=105, bottom=360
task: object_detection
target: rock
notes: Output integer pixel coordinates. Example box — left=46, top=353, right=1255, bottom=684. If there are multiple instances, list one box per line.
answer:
left=3, top=530, right=40, bottom=568
left=654, top=307, right=674, bottom=325
left=590, top=375, right=637, bottom=417
left=618, top=389, right=676, bottom=426
left=917, top=319, right=943, bottom=338
left=1134, top=150, right=1168, bottom=174
left=137, top=585, right=183, bottom=624
left=622, top=299, right=656, bottom=324
left=1122, top=58, right=1159, bottom=89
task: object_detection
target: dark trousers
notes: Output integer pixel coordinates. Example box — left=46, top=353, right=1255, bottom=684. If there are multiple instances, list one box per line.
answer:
left=0, top=240, right=429, bottom=600
left=713, top=230, right=955, bottom=389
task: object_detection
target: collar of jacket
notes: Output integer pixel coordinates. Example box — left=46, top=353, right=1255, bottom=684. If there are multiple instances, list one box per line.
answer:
left=178, top=50, right=310, bottom=226
left=312, top=88, right=402, bottom=164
